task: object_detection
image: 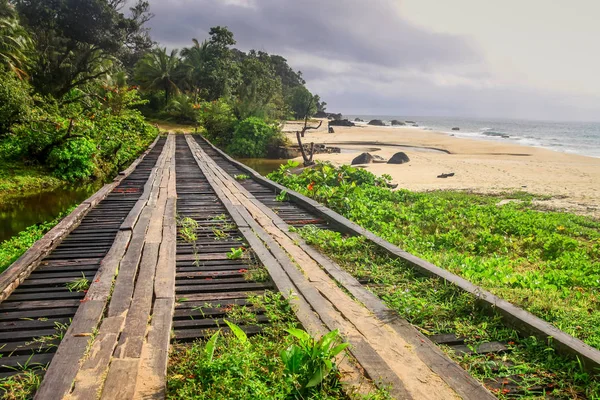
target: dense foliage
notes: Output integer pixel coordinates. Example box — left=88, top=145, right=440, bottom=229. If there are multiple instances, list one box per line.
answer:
left=0, top=71, right=158, bottom=181
left=0, top=1, right=158, bottom=187
left=227, top=117, right=284, bottom=158
left=269, top=162, right=600, bottom=348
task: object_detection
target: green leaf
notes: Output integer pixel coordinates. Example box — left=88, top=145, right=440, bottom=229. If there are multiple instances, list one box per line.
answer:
left=205, top=330, right=220, bottom=363
left=224, top=319, right=247, bottom=344
left=329, top=342, right=349, bottom=357
left=286, top=328, right=310, bottom=343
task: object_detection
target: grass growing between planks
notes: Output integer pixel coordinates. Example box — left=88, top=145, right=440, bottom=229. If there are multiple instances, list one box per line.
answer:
left=268, top=162, right=600, bottom=349
left=296, top=226, right=599, bottom=399
left=0, top=370, right=43, bottom=400
left=167, top=292, right=391, bottom=400
left=0, top=206, right=75, bottom=273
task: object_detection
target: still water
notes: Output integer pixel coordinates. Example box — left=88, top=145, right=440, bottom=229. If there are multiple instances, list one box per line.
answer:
left=0, top=183, right=102, bottom=243
left=234, top=158, right=288, bottom=176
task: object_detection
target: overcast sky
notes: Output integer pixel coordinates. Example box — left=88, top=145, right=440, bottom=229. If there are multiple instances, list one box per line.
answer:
left=145, top=0, right=600, bottom=121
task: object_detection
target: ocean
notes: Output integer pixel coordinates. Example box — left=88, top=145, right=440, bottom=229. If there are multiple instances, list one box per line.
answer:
left=345, top=116, right=600, bottom=159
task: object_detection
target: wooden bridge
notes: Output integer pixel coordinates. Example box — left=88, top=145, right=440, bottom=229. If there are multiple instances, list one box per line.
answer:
left=0, top=134, right=598, bottom=399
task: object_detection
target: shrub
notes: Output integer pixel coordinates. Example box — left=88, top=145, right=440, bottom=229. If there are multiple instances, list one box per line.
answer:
left=198, top=98, right=236, bottom=147
left=0, top=71, right=33, bottom=137
left=226, top=117, right=282, bottom=158
left=47, top=137, right=97, bottom=180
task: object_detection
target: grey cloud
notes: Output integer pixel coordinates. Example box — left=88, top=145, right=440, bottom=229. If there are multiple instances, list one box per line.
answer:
left=146, top=0, right=479, bottom=69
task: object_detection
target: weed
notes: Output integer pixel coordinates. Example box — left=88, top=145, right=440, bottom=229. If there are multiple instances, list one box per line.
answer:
left=226, top=247, right=244, bottom=260
left=244, top=265, right=270, bottom=283
left=212, top=228, right=229, bottom=240
left=234, top=174, right=250, bottom=181
left=275, top=189, right=289, bottom=202
left=65, top=272, right=90, bottom=292
left=0, top=370, right=43, bottom=400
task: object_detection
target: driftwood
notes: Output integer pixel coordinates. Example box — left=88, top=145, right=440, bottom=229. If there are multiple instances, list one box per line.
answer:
left=295, top=99, right=323, bottom=166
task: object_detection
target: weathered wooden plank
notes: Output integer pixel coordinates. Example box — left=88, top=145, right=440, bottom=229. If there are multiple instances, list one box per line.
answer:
left=34, top=300, right=106, bottom=400
left=100, top=358, right=139, bottom=400
left=113, top=243, right=159, bottom=359
left=0, top=353, right=54, bottom=369
left=107, top=209, right=151, bottom=317
left=0, top=299, right=80, bottom=310
left=69, top=316, right=125, bottom=400
left=134, top=297, right=174, bottom=400
left=154, top=226, right=176, bottom=300
left=85, top=230, right=131, bottom=302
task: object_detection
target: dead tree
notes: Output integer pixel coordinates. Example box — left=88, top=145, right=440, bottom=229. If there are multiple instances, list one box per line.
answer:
left=296, top=100, right=323, bottom=167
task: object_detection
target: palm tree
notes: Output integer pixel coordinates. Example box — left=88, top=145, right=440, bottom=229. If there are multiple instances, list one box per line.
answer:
left=134, top=47, right=181, bottom=104
left=180, top=38, right=209, bottom=101
left=0, top=1, right=31, bottom=79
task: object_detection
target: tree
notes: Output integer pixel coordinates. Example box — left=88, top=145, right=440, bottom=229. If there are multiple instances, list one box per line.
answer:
left=235, top=50, right=283, bottom=119
left=199, top=26, right=240, bottom=100
left=269, top=54, right=305, bottom=92
left=134, top=47, right=181, bottom=104
left=286, top=86, right=317, bottom=120
left=180, top=38, right=209, bottom=100
left=14, top=0, right=153, bottom=97
left=0, top=0, right=31, bottom=79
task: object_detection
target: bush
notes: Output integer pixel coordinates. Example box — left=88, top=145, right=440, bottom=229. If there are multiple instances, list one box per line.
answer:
left=226, top=117, right=282, bottom=158
left=0, top=71, right=33, bottom=137
left=47, top=137, right=97, bottom=180
left=198, top=98, right=237, bottom=147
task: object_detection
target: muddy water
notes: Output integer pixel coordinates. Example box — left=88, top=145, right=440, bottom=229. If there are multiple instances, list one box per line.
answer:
left=0, top=183, right=102, bottom=243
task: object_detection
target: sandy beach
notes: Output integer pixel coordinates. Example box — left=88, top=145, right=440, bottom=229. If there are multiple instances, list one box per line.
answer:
left=283, top=121, right=600, bottom=218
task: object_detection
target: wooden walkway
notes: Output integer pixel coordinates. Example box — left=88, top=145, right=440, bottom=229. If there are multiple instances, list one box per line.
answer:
left=3, top=132, right=598, bottom=399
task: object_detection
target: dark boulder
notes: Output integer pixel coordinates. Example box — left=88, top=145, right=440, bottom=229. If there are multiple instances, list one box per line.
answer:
left=329, top=119, right=355, bottom=127
left=368, top=119, right=386, bottom=126
left=351, top=152, right=374, bottom=165
left=387, top=152, right=410, bottom=164
left=354, top=118, right=364, bottom=122
left=452, top=127, right=460, bottom=131
left=314, top=111, right=343, bottom=120
left=405, top=120, right=416, bottom=124
left=391, top=120, right=406, bottom=126
left=328, top=126, right=335, bottom=133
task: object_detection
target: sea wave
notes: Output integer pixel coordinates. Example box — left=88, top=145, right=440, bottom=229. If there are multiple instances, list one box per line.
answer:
left=481, top=131, right=510, bottom=139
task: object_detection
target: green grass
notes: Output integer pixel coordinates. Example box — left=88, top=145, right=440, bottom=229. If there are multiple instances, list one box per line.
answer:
left=0, top=370, right=43, bottom=400
left=297, top=226, right=599, bottom=399
left=0, top=160, right=63, bottom=205
left=167, top=292, right=391, bottom=400
left=268, top=163, right=600, bottom=350
left=0, top=206, right=75, bottom=273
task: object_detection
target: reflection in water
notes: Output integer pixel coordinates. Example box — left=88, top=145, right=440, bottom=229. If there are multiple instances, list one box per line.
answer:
left=0, top=183, right=102, bottom=243
left=234, top=158, right=289, bottom=176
